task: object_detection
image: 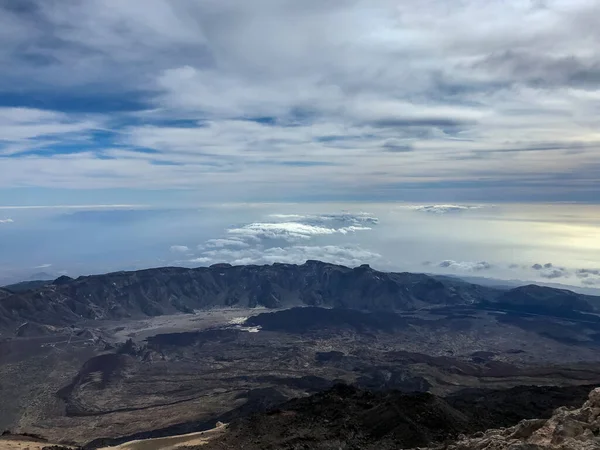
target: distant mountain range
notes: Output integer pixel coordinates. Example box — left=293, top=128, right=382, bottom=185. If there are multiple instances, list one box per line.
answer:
left=436, top=273, right=600, bottom=296
left=2, top=279, right=53, bottom=293
left=1, top=260, right=599, bottom=332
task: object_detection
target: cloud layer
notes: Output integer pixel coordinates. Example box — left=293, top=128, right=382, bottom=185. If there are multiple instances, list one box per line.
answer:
left=177, top=212, right=380, bottom=267
left=576, top=269, right=600, bottom=286
left=431, top=258, right=600, bottom=287
left=435, top=260, right=493, bottom=271
left=1, top=203, right=599, bottom=293
left=526, top=263, right=600, bottom=285
left=410, top=205, right=484, bottom=215
left=0, top=1, right=599, bottom=201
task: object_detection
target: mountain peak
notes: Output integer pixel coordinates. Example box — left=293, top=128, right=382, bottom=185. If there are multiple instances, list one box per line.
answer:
left=52, top=275, right=74, bottom=286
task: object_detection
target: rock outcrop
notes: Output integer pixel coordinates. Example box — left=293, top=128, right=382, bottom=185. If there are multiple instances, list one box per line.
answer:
left=422, top=387, right=600, bottom=450
left=197, top=384, right=597, bottom=450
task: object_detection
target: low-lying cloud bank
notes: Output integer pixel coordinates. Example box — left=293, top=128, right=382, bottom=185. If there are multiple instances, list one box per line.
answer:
left=227, top=222, right=372, bottom=243
left=531, top=262, right=569, bottom=280
left=410, top=205, right=484, bottom=215
left=525, top=262, right=600, bottom=285
left=431, top=260, right=493, bottom=271
left=430, top=259, right=600, bottom=287
left=198, top=245, right=382, bottom=268
left=159, top=208, right=599, bottom=291
left=175, top=212, right=381, bottom=268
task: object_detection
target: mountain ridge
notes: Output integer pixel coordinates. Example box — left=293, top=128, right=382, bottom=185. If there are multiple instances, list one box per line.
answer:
left=1, top=261, right=598, bottom=333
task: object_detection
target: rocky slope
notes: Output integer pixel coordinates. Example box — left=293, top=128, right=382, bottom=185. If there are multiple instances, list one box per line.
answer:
left=2, top=280, right=51, bottom=294
left=421, top=387, right=600, bottom=449
left=2, top=261, right=598, bottom=333
left=0, top=261, right=498, bottom=331
left=197, top=384, right=597, bottom=450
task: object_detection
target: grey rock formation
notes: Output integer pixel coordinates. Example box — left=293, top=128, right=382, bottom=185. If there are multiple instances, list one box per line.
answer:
left=418, top=387, right=600, bottom=449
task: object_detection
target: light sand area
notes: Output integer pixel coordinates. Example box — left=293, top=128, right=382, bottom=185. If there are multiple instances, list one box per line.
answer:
left=98, top=423, right=227, bottom=450
left=0, top=436, right=73, bottom=450
left=98, top=308, right=270, bottom=343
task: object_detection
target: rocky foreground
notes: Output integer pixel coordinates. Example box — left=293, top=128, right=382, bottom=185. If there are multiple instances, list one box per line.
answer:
left=196, top=384, right=599, bottom=450
left=418, top=388, right=600, bottom=450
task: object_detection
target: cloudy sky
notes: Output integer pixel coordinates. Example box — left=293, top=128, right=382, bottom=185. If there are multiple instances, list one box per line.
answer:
left=1, top=203, right=599, bottom=292
left=0, top=1, right=599, bottom=288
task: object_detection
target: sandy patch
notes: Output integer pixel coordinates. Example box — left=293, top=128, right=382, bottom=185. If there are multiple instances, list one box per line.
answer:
left=97, top=423, right=226, bottom=450
left=0, top=436, right=73, bottom=450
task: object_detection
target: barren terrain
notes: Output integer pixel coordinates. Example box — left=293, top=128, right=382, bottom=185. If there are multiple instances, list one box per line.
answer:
left=2, top=304, right=600, bottom=445
left=2, top=263, right=600, bottom=447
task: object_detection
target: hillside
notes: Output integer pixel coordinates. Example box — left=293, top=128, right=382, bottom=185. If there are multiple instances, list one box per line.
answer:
left=1, top=261, right=598, bottom=333
left=431, top=387, right=600, bottom=449
left=0, top=261, right=497, bottom=330
left=197, top=384, right=597, bottom=450
left=2, top=262, right=600, bottom=444
left=2, top=280, right=52, bottom=294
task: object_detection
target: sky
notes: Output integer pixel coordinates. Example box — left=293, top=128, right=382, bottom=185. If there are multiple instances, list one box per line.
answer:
left=1, top=203, right=599, bottom=292
left=0, top=1, right=599, bottom=287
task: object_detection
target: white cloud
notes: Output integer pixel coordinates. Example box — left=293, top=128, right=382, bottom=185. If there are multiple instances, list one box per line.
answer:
left=228, top=222, right=338, bottom=242
left=338, top=226, right=372, bottom=234
left=185, top=211, right=381, bottom=268
left=309, top=213, right=380, bottom=226
left=269, top=214, right=307, bottom=220
left=169, top=245, right=190, bottom=253
left=202, top=238, right=250, bottom=249
left=260, top=245, right=381, bottom=267
left=268, top=213, right=379, bottom=225
left=202, top=248, right=256, bottom=260
left=410, top=205, right=484, bottom=214
left=188, top=257, right=212, bottom=264
left=190, top=244, right=381, bottom=268
left=437, top=260, right=492, bottom=271
left=34, top=264, right=52, bottom=269
left=227, top=219, right=372, bottom=242
left=0, top=218, right=14, bottom=224
left=0, top=107, right=101, bottom=156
